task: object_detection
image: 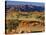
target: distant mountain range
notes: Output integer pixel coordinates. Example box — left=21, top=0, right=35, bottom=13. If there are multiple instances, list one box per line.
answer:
left=6, top=5, right=44, bottom=12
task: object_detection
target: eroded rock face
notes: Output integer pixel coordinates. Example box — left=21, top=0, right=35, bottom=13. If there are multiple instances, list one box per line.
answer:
left=15, top=21, right=44, bottom=33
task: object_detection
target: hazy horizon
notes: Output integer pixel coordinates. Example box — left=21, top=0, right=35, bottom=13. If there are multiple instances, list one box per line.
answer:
left=5, top=1, right=44, bottom=6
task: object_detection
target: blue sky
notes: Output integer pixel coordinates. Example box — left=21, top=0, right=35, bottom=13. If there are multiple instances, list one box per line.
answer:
left=6, top=1, right=44, bottom=6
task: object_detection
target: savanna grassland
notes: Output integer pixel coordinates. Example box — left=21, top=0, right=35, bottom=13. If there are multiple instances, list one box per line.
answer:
left=5, top=8, right=44, bottom=34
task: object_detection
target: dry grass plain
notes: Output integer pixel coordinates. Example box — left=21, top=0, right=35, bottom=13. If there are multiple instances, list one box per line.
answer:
left=5, top=9, right=45, bottom=34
